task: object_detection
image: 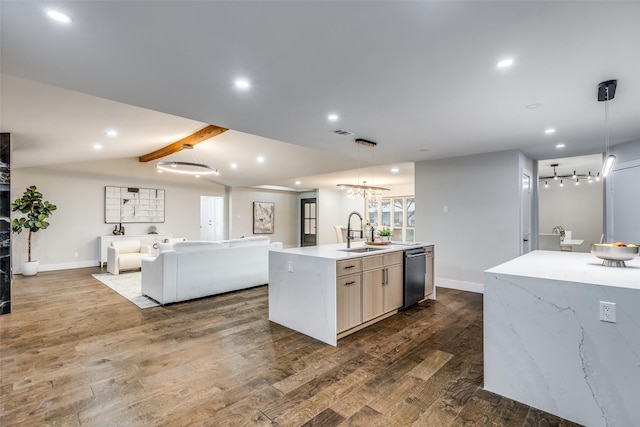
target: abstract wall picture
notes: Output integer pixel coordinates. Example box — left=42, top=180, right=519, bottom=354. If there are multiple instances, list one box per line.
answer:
left=105, top=186, right=165, bottom=223
left=253, top=202, right=274, bottom=234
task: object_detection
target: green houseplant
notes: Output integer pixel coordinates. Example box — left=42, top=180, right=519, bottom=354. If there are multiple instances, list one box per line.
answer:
left=377, top=226, right=392, bottom=242
left=11, top=185, right=57, bottom=276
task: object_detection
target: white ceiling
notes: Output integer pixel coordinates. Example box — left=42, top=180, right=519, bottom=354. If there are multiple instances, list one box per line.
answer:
left=2, top=1, right=640, bottom=189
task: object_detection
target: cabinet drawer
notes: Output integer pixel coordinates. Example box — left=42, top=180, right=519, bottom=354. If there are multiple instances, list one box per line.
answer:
left=362, top=254, right=384, bottom=271
left=383, top=251, right=403, bottom=266
left=336, top=258, right=362, bottom=276
left=336, top=273, right=361, bottom=289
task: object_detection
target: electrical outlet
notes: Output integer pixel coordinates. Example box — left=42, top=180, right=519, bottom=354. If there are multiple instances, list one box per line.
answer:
left=443, top=205, right=449, bottom=213
left=288, top=261, right=294, bottom=273
left=599, top=301, right=616, bottom=323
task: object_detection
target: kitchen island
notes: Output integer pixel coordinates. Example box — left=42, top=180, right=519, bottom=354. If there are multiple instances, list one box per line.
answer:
left=484, top=250, right=640, bottom=427
left=269, top=241, right=434, bottom=346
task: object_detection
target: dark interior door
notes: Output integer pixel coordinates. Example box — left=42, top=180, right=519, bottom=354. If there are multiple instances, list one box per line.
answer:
left=301, top=198, right=317, bottom=247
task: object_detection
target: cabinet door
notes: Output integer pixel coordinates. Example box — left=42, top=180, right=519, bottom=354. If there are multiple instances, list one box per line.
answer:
left=362, top=268, right=384, bottom=322
left=384, top=263, right=404, bottom=312
left=336, top=274, right=362, bottom=333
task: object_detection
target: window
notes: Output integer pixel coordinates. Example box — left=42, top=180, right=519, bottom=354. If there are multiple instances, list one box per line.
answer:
left=367, top=196, right=415, bottom=242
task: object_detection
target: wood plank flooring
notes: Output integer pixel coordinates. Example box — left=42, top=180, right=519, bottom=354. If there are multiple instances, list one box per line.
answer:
left=0, top=267, right=583, bottom=426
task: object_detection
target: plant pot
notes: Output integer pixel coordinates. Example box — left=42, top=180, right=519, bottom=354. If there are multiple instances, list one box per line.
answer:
left=22, top=261, right=39, bottom=276
left=380, top=236, right=390, bottom=242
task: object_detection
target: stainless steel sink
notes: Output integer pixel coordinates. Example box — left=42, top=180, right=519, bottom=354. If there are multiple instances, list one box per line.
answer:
left=338, top=246, right=386, bottom=253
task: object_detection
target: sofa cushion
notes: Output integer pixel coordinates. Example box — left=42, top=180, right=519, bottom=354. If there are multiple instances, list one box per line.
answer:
left=228, top=237, right=270, bottom=248
left=173, top=241, right=227, bottom=253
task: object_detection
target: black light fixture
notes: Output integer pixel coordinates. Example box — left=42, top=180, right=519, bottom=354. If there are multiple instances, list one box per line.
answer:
left=598, top=80, right=617, bottom=177
left=539, top=163, right=598, bottom=188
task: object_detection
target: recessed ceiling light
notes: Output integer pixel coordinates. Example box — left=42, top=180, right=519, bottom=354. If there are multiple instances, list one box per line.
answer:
left=295, top=181, right=302, bottom=185
left=525, top=103, right=542, bottom=109
left=235, top=79, right=250, bottom=89
left=93, top=144, right=102, bottom=150
left=256, top=156, right=265, bottom=163
left=230, top=163, right=238, bottom=169
left=46, top=9, right=72, bottom=23
left=391, top=167, right=399, bottom=173
left=556, top=143, right=566, bottom=149
left=544, top=128, right=556, bottom=135
left=496, top=58, right=514, bottom=68
left=105, top=130, right=118, bottom=137
left=328, top=114, right=339, bottom=121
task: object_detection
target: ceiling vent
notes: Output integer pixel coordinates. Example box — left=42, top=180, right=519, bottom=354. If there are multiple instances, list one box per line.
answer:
left=331, top=129, right=354, bottom=136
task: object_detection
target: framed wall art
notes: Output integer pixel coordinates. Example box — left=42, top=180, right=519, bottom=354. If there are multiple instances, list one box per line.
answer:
left=253, top=201, right=274, bottom=234
left=105, top=186, right=165, bottom=223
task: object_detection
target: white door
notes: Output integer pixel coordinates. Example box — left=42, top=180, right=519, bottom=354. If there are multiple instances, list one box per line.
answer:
left=521, top=169, right=532, bottom=254
left=200, top=196, right=224, bottom=241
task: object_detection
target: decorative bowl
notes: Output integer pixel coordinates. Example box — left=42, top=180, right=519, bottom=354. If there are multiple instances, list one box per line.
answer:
left=591, top=243, right=639, bottom=267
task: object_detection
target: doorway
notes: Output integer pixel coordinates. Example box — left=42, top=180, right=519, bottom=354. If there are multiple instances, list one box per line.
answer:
left=521, top=168, right=532, bottom=254
left=301, top=198, right=317, bottom=247
left=200, top=196, right=224, bottom=241
left=537, top=154, right=603, bottom=252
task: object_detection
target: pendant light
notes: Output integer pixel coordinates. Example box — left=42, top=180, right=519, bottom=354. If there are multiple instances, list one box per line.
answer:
left=156, top=144, right=218, bottom=177
left=337, top=138, right=389, bottom=201
left=597, top=80, right=617, bottom=177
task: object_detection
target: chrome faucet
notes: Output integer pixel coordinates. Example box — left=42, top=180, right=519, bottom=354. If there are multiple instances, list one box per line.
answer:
left=346, top=211, right=363, bottom=248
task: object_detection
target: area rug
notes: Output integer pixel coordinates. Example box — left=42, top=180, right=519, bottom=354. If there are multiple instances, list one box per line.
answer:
left=92, top=272, right=160, bottom=309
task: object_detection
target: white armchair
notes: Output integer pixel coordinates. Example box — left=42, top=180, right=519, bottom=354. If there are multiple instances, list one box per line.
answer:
left=107, top=240, right=151, bottom=275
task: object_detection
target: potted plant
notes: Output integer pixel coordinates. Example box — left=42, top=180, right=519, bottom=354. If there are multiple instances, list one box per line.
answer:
left=11, top=185, right=57, bottom=276
left=377, top=226, right=392, bottom=242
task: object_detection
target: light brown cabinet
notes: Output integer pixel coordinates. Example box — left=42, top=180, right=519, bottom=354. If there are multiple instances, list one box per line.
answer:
left=425, top=245, right=434, bottom=297
left=362, top=252, right=403, bottom=322
left=336, top=258, right=362, bottom=333
left=336, top=273, right=362, bottom=333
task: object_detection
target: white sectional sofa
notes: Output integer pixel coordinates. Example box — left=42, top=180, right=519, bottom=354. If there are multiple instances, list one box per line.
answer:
left=141, top=237, right=283, bottom=305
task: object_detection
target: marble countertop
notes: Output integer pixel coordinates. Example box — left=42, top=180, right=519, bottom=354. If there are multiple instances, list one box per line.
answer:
left=486, top=250, right=640, bottom=290
left=271, top=241, right=434, bottom=261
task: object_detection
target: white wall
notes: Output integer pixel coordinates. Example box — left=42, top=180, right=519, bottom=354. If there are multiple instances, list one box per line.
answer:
left=414, top=150, right=523, bottom=291
left=11, top=157, right=226, bottom=271
left=317, top=188, right=366, bottom=245
left=229, top=187, right=299, bottom=247
left=538, top=175, right=603, bottom=252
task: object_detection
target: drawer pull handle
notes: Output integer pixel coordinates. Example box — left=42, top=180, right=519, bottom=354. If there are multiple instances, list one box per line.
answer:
left=345, top=281, right=356, bottom=285
left=344, top=265, right=356, bottom=269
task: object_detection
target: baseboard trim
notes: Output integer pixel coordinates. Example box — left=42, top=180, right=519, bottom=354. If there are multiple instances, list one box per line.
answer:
left=14, top=260, right=98, bottom=274
left=436, top=277, right=484, bottom=294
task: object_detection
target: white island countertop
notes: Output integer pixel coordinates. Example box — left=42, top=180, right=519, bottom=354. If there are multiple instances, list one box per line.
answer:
left=271, top=241, right=433, bottom=260
left=269, top=241, right=434, bottom=346
left=484, top=250, right=640, bottom=426
left=486, top=249, right=640, bottom=290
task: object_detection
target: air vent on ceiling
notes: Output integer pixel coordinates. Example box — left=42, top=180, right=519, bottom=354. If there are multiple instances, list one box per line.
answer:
left=331, top=129, right=354, bottom=136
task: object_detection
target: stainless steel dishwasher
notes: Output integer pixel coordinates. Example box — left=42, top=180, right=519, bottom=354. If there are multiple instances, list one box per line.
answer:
left=402, top=247, right=426, bottom=309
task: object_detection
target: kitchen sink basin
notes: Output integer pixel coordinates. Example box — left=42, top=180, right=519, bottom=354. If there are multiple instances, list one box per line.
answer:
left=338, top=246, right=386, bottom=253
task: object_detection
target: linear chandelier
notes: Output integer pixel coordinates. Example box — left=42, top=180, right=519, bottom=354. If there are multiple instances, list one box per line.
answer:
left=338, top=138, right=390, bottom=201
left=337, top=181, right=390, bottom=201
left=539, top=163, right=599, bottom=188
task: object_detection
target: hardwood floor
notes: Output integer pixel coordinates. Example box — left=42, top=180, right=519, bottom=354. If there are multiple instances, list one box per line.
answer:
left=0, top=268, right=583, bottom=426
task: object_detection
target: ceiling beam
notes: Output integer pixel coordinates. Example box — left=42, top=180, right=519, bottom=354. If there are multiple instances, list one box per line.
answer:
left=138, top=124, right=228, bottom=162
